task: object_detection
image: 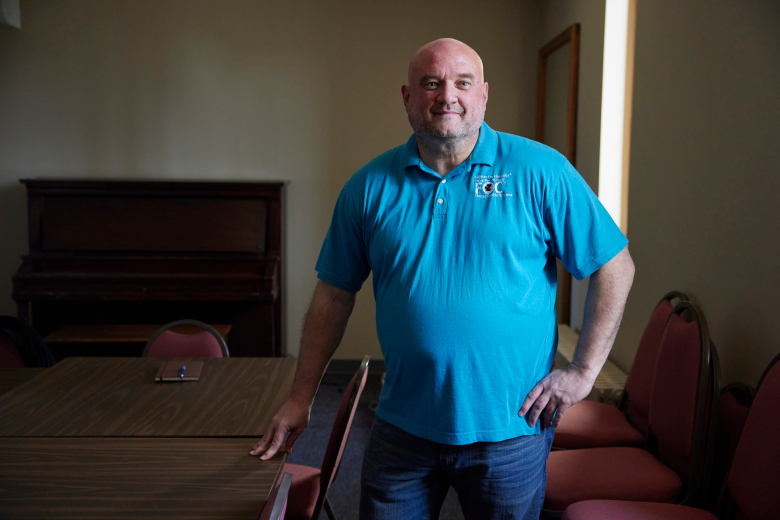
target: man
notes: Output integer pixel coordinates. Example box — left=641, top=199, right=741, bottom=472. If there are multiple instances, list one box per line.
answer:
left=251, top=38, right=634, bottom=519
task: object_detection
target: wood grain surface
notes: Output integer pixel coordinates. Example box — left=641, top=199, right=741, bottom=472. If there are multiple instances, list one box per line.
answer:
left=0, top=357, right=295, bottom=437
left=0, top=437, right=286, bottom=519
left=0, top=368, right=46, bottom=397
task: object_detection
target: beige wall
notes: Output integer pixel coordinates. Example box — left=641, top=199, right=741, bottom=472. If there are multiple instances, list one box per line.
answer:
left=613, top=0, right=780, bottom=386
left=0, top=0, right=540, bottom=359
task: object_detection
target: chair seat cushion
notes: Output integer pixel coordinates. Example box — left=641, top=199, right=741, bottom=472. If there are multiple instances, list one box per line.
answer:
left=553, top=400, right=644, bottom=449
left=281, top=463, right=321, bottom=520
left=562, top=500, right=718, bottom=520
left=545, top=447, right=682, bottom=512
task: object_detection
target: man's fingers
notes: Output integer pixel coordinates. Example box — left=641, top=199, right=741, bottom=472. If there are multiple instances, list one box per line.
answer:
left=250, top=398, right=311, bottom=458
left=249, top=439, right=266, bottom=456
left=259, top=426, right=287, bottom=460
left=525, top=393, right=550, bottom=427
left=285, top=429, right=303, bottom=453
left=551, top=403, right=570, bottom=428
left=518, top=382, right=545, bottom=417
left=543, top=399, right=558, bottom=428
left=249, top=424, right=276, bottom=455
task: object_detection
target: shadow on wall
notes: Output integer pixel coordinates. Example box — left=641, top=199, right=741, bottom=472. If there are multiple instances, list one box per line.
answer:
left=722, top=309, right=774, bottom=386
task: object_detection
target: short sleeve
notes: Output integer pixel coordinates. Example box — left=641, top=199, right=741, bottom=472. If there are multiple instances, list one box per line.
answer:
left=315, top=178, right=371, bottom=292
left=545, top=160, right=628, bottom=280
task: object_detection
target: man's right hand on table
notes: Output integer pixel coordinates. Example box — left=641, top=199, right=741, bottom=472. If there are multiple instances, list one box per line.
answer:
left=250, top=398, right=311, bottom=460
left=250, top=280, right=357, bottom=460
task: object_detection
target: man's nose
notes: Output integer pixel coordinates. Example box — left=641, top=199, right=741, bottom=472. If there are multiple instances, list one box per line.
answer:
left=437, top=81, right=458, bottom=105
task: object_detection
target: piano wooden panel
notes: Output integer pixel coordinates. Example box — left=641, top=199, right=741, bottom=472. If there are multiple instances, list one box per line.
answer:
left=42, top=196, right=268, bottom=253
left=13, top=179, right=286, bottom=357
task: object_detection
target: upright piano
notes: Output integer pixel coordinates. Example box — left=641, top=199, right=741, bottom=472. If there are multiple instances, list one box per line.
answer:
left=13, top=179, right=285, bottom=357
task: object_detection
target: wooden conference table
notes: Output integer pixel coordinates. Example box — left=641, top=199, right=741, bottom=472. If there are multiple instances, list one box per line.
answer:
left=0, top=368, right=45, bottom=398
left=0, top=357, right=296, bottom=519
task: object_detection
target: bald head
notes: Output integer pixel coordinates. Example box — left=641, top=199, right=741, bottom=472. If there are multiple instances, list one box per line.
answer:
left=402, top=37, right=488, bottom=150
left=408, top=38, right=484, bottom=85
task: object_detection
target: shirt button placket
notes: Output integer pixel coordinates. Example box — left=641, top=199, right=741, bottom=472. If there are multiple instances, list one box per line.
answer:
left=434, top=178, right=448, bottom=217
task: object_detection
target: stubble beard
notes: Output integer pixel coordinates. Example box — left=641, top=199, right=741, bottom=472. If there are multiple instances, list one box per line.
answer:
left=409, top=104, right=486, bottom=151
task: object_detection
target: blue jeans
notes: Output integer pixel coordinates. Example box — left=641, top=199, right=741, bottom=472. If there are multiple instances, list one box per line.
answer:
left=360, top=416, right=555, bottom=520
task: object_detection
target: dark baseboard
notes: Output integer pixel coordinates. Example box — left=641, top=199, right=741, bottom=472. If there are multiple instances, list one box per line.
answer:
left=326, top=358, right=385, bottom=375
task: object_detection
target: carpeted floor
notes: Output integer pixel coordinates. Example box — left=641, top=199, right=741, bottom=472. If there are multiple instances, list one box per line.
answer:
left=286, top=371, right=465, bottom=520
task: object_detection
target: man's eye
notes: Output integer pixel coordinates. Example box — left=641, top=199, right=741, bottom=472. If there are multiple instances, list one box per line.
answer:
left=424, top=82, right=437, bottom=88
left=458, top=81, right=471, bottom=88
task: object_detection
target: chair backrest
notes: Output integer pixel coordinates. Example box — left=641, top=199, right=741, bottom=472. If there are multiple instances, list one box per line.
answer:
left=706, top=383, right=754, bottom=510
left=143, top=320, right=229, bottom=358
left=647, top=301, right=719, bottom=507
left=0, top=332, right=26, bottom=368
left=0, top=316, right=56, bottom=368
left=624, top=291, right=689, bottom=436
left=723, top=352, right=780, bottom=520
left=313, top=355, right=370, bottom=520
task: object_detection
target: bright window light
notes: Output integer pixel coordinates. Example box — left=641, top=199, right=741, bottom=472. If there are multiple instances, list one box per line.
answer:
left=599, top=0, right=635, bottom=233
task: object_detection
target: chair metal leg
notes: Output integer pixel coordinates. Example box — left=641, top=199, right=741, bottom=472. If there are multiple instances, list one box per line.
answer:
left=323, top=496, right=337, bottom=520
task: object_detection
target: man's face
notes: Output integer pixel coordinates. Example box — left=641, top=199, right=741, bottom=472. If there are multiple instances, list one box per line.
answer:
left=402, top=42, right=489, bottom=143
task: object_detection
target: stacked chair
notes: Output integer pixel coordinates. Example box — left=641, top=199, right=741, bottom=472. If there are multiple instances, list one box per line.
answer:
left=552, top=291, right=688, bottom=450
left=543, top=301, right=720, bottom=516
left=562, top=351, right=780, bottom=519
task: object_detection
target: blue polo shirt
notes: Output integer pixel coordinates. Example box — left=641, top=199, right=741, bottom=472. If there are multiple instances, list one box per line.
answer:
left=316, top=122, right=627, bottom=445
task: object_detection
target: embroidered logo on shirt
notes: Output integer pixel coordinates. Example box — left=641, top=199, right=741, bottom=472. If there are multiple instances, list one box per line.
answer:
left=475, top=173, right=513, bottom=198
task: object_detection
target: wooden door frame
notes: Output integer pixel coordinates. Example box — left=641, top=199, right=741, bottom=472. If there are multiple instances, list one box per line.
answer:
left=536, top=23, right=580, bottom=325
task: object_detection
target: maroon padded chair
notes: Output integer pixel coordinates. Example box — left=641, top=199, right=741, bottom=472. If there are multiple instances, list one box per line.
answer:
left=0, top=332, right=26, bottom=368
left=718, top=351, right=780, bottom=519
left=562, top=500, right=716, bottom=520
left=561, top=352, right=780, bottom=520
left=544, top=302, right=720, bottom=517
left=267, top=355, right=370, bottom=520
left=553, top=291, right=688, bottom=450
left=260, top=472, right=293, bottom=520
left=143, top=320, right=228, bottom=358
left=706, top=382, right=754, bottom=510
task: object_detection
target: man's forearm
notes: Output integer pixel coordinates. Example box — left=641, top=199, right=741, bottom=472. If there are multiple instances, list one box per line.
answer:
left=571, top=247, right=635, bottom=381
left=519, top=247, right=634, bottom=427
left=250, top=279, right=356, bottom=459
left=288, top=280, right=357, bottom=406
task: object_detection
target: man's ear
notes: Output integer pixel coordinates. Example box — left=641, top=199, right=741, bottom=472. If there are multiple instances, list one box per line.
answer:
left=483, top=82, right=489, bottom=104
left=401, top=85, right=411, bottom=112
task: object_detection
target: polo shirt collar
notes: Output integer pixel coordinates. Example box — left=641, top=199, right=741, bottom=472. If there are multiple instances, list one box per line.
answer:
left=402, top=121, right=498, bottom=171
left=470, top=122, right=497, bottom=166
